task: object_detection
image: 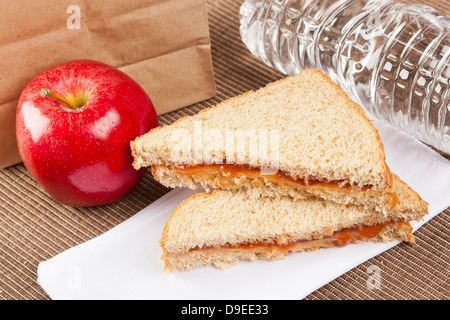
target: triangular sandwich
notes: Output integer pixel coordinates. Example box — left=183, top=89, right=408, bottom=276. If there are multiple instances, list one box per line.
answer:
left=132, top=70, right=397, bottom=213
left=160, top=175, right=427, bottom=271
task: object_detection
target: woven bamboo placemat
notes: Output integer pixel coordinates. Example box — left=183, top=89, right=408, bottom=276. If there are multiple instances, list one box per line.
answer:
left=0, top=0, right=449, bottom=300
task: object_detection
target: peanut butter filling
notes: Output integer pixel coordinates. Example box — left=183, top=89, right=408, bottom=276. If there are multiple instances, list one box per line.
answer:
left=188, top=222, right=412, bottom=254
left=173, top=163, right=370, bottom=191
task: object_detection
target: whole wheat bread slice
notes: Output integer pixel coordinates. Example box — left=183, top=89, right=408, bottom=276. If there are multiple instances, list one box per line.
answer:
left=132, top=69, right=396, bottom=212
left=160, top=175, right=427, bottom=271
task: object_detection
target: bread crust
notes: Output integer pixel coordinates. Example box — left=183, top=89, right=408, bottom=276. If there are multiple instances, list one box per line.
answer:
left=151, top=163, right=399, bottom=213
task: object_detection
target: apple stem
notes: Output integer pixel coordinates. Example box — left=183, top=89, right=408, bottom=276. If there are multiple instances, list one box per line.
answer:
left=40, top=88, right=77, bottom=110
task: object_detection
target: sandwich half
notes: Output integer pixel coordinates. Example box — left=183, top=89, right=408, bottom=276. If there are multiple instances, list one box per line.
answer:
left=132, top=69, right=397, bottom=213
left=159, top=175, right=427, bottom=272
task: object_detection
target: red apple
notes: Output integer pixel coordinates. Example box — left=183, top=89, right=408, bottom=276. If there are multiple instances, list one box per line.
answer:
left=16, top=59, right=158, bottom=207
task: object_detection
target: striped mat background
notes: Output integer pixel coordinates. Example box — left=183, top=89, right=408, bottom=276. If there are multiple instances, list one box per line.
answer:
left=0, top=0, right=449, bottom=299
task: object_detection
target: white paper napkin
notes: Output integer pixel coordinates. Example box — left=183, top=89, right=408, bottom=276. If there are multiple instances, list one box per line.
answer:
left=37, top=120, right=450, bottom=300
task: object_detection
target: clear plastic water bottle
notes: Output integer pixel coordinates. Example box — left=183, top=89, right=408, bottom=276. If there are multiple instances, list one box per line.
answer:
left=240, top=0, right=450, bottom=154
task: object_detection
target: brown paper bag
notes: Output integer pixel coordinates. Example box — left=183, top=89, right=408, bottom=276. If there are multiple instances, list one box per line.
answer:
left=0, top=0, right=216, bottom=169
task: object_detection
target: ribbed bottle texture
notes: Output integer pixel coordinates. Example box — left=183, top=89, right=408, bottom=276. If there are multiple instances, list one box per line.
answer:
left=240, top=0, right=450, bottom=154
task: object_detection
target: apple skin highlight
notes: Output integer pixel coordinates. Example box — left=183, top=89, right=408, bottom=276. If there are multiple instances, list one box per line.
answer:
left=16, top=59, right=159, bottom=207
